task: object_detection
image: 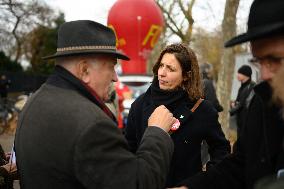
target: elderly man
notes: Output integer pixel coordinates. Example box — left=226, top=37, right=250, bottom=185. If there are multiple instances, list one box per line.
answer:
left=171, top=0, right=284, bottom=189
left=15, top=20, right=176, bottom=189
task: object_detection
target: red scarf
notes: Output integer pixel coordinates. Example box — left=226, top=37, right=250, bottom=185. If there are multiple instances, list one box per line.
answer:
left=81, top=82, right=116, bottom=122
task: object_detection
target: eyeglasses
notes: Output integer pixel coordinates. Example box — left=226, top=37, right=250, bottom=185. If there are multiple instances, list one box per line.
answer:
left=249, top=55, right=284, bottom=68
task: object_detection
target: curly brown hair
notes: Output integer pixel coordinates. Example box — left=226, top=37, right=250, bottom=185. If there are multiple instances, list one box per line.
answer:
left=152, top=43, right=203, bottom=101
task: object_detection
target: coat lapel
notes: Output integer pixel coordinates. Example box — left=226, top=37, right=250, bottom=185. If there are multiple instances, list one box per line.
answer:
left=172, top=104, right=194, bottom=126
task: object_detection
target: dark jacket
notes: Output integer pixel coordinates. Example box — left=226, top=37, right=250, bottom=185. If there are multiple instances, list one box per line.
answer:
left=203, top=78, right=223, bottom=112
left=230, top=79, right=256, bottom=133
left=15, top=66, right=174, bottom=189
left=125, top=79, right=230, bottom=187
left=0, top=167, right=13, bottom=189
left=180, top=81, right=284, bottom=189
left=0, top=76, right=10, bottom=99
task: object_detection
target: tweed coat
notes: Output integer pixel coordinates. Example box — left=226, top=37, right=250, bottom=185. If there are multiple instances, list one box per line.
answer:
left=14, top=67, right=174, bottom=189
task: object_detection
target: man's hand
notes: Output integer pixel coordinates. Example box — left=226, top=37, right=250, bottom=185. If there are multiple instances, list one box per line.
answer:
left=148, top=105, right=176, bottom=132
left=167, top=186, right=188, bottom=189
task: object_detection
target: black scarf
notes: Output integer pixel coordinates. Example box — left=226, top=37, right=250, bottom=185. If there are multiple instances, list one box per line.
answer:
left=150, top=77, right=188, bottom=112
left=51, top=66, right=117, bottom=124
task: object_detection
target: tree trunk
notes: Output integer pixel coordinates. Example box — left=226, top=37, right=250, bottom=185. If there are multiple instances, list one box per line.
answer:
left=217, top=0, right=240, bottom=140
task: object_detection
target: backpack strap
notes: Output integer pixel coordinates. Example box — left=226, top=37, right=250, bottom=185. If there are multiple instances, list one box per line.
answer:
left=191, top=98, right=204, bottom=112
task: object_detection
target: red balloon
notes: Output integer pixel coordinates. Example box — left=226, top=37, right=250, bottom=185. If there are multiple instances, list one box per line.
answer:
left=108, top=0, right=164, bottom=74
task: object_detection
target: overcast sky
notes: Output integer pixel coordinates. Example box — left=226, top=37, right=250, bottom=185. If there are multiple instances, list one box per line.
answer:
left=46, top=0, right=253, bottom=32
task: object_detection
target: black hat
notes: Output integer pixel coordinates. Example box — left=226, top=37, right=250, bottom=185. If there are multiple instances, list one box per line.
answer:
left=225, top=0, right=284, bottom=47
left=238, top=65, right=252, bottom=78
left=43, top=20, right=129, bottom=60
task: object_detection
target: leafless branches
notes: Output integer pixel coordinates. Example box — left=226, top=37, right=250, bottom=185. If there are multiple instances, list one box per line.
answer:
left=0, top=0, right=55, bottom=62
left=155, top=0, right=196, bottom=44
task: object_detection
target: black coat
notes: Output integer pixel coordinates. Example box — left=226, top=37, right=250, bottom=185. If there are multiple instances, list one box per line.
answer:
left=125, top=82, right=230, bottom=188
left=181, top=81, right=284, bottom=189
left=230, top=79, right=255, bottom=133
left=15, top=66, right=174, bottom=189
left=0, top=77, right=10, bottom=98
left=203, top=78, right=223, bottom=112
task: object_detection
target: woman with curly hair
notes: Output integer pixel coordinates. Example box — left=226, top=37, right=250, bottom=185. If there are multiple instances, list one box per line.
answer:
left=124, top=43, right=230, bottom=188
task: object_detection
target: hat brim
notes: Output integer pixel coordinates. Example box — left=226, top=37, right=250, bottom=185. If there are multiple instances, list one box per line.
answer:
left=42, top=49, right=130, bottom=60
left=225, top=22, right=284, bottom=47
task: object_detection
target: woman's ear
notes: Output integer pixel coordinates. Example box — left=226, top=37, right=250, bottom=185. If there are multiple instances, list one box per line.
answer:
left=184, top=71, right=191, bottom=81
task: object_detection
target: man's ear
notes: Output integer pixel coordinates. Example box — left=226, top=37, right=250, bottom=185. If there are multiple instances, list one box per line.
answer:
left=76, top=59, right=90, bottom=83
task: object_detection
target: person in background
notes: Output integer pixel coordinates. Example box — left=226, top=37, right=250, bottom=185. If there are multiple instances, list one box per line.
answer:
left=230, top=65, right=255, bottom=135
left=171, top=0, right=284, bottom=189
left=199, top=62, right=224, bottom=170
left=115, top=80, right=133, bottom=128
left=0, top=74, right=11, bottom=105
left=200, top=62, right=223, bottom=112
left=15, top=20, right=176, bottom=189
left=125, top=43, right=230, bottom=188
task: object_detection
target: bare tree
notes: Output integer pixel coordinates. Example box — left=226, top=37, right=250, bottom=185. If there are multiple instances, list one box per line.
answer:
left=155, top=0, right=196, bottom=45
left=0, top=0, right=55, bottom=63
left=192, top=27, right=223, bottom=79
left=216, top=0, right=240, bottom=138
left=147, top=0, right=196, bottom=73
left=23, top=13, right=65, bottom=73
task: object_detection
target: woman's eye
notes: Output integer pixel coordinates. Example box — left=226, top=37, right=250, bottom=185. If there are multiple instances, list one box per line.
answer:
left=169, top=67, right=175, bottom=72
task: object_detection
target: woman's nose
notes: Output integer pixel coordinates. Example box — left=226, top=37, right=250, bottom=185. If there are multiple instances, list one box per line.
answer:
left=158, top=67, right=166, bottom=76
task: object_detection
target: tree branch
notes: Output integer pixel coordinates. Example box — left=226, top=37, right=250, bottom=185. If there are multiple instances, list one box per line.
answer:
left=156, top=0, right=184, bottom=38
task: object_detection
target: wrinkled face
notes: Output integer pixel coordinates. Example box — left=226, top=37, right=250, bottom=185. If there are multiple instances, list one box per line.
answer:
left=158, top=53, right=183, bottom=90
left=81, top=55, right=118, bottom=102
left=250, top=35, right=284, bottom=82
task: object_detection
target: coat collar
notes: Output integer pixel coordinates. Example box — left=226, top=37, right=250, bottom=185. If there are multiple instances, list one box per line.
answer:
left=142, top=88, right=196, bottom=126
left=254, top=81, right=272, bottom=102
left=46, top=65, right=117, bottom=123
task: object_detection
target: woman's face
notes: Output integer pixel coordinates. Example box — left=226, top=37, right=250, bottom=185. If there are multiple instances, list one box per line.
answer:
left=158, top=53, right=183, bottom=90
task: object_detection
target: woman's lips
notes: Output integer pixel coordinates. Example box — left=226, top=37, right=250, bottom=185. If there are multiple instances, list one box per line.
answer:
left=159, top=80, right=167, bottom=85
